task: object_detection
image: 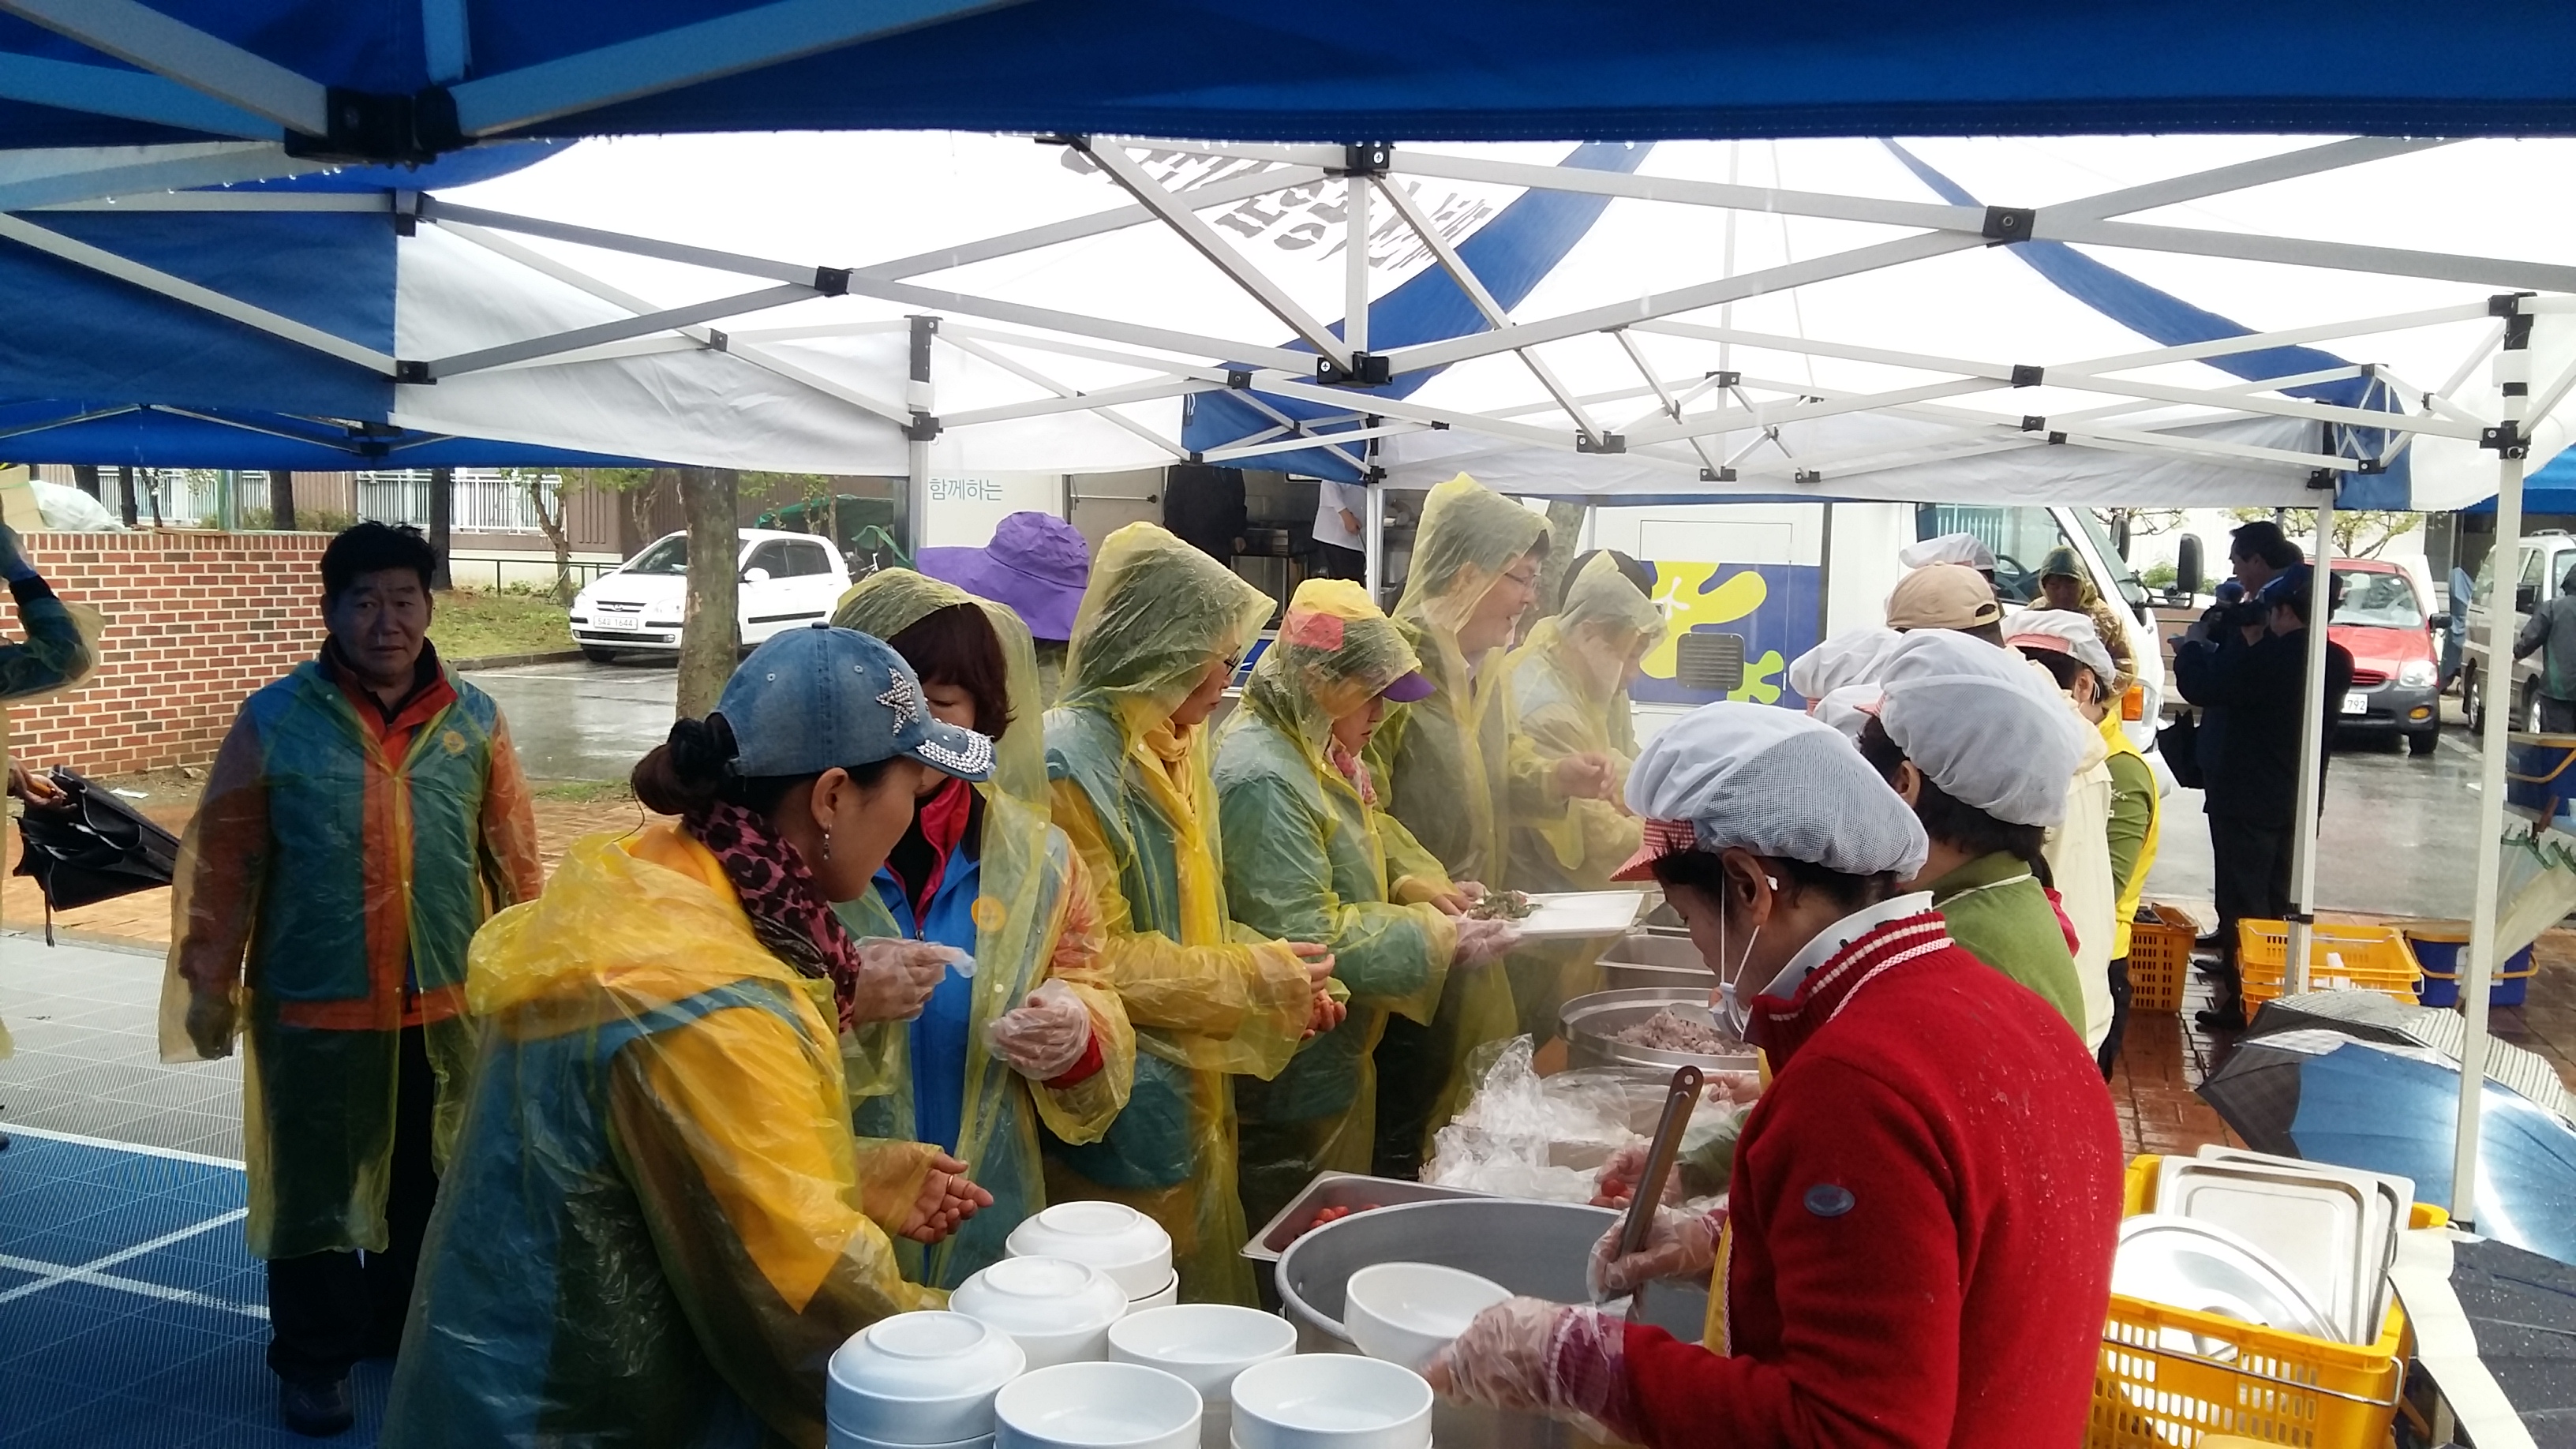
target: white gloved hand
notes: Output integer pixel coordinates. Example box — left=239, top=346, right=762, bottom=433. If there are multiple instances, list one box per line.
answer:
left=1451, top=915, right=1522, bottom=967
left=986, top=979, right=1094, bottom=1080
left=1586, top=1202, right=1727, bottom=1302
left=851, top=938, right=970, bottom=1023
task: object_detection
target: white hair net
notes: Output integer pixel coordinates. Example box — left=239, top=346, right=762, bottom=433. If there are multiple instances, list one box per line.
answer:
left=1788, top=627, right=1902, bottom=701
left=1877, top=630, right=2088, bottom=827
left=2006, top=609, right=2115, bottom=684
left=1898, top=532, right=1997, bottom=571
left=1625, top=702, right=1929, bottom=880
left=1811, top=684, right=1883, bottom=742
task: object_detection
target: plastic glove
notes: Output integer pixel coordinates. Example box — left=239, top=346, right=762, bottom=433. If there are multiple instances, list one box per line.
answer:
left=897, top=1151, right=994, bottom=1245
left=1425, top=1297, right=1640, bottom=1443
left=1589, top=1140, right=1683, bottom=1211
left=850, top=938, right=969, bottom=1023
left=1451, top=915, right=1522, bottom=968
left=1587, top=1202, right=1727, bottom=1302
left=1550, top=752, right=1618, bottom=802
left=183, top=990, right=236, bottom=1060
left=986, top=979, right=1093, bottom=1080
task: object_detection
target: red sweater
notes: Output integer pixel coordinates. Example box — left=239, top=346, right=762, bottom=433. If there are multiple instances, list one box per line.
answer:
left=1620, top=911, right=2122, bottom=1447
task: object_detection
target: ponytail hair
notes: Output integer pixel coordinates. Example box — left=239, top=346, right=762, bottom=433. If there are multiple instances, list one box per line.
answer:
left=632, top=712, right=905, bottom=819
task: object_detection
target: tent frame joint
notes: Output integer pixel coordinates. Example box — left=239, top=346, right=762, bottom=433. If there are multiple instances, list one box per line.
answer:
left=1316, top=350, right=1391, bottom=387
left=1575, top=430, right=1626, bottom=454
left=2481, top=420, right=2529, bottom=457
left=395, top=360, right=432, bottom=385
left=1700, top=466, right=1738, bottom=483
left=903, top=412, right=942, bottom=443
left=280, top=84, right=463, bottom=165
left=1226, top=369, right=1253, bottom=390
left=1982, top=206, right=2035, bottom=244
left=2011, top=364, right=2044, bottom=387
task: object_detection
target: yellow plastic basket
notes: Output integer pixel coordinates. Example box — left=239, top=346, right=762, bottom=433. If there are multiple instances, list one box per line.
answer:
left=2090, top=1155, right=2447, bottom=1449
left=2234, top=920, right=2421, bottom=1009
left=2127, top=903, right=2200, bottom=1014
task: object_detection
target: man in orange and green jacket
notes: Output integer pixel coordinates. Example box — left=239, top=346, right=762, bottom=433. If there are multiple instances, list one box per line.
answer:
left=163, top=522, right=542, bottom=1437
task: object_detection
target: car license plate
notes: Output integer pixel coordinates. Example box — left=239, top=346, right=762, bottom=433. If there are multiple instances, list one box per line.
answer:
left=2342, top=691, right=2369, bottom=716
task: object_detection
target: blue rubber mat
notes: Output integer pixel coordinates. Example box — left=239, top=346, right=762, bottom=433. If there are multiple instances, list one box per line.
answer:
left=0, top=1129, right=390, bottom=1447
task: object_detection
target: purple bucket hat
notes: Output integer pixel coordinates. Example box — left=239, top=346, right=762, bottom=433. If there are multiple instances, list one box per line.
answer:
left=915, top=511, right=1092, bottom=642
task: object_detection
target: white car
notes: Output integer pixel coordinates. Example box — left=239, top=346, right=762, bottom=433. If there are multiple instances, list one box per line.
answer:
left=569, top=529, right=851, bottom=661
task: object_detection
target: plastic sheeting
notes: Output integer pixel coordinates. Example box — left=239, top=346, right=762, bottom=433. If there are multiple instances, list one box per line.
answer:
left=1213, top=578, right=1459, bottom=1234
left=828, top=568, right=1135, bottom=1289
left=384, top=828, right=944, bottom=1447
left=158, top=658, right=541, bottom=1258
left=1043, top=523, right=1316, bottom=1305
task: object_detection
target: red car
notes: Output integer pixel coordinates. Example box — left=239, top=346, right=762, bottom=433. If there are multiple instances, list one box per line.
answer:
left=2328, top=559, right=2441, bottom=755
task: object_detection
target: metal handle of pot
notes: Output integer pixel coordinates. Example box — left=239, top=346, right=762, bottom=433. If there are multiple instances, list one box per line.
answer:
left=1610, top=1064, right=1703, bottom=1312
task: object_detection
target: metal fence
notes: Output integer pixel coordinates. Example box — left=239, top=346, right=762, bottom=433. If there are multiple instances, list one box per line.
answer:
left=357, top=469, right=564, bottom=534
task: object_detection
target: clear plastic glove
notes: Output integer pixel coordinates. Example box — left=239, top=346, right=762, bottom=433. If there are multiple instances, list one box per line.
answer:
left=1587, top=1202, right=1727, bottom=1302
left=1425, top=1297, right=1637, bottom=1441
left=986, top=979, right=1092, bottom=1080
left=1451, top=915, right=1522, bottom=967
left=1589, top=1140, right=1683, bottom=1211
left=183, top=990, right=236, bottom=1060
left=898, top=1151, right=994, bottom=1245
left=851, top=938, right=969, bottom=1023
left=1550, top=751, right=1618, bottom=802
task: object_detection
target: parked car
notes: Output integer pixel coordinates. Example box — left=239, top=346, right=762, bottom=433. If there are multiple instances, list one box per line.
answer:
left=2325, top=558, right=2442, bottom=755
left=2459, top=529, right=2576, bottom=732
left=568, top=530, right=850, bottom=661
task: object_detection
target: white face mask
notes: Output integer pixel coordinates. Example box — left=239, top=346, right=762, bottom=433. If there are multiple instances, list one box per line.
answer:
left=1711, top=873, right=1777, bottom=1037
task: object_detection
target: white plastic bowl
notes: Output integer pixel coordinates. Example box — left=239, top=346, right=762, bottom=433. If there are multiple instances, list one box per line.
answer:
left=829, top=1428, right=992, bottom=1449
left=953, top=1256, right=1130, bottom=1369
left=829, top=1312, right=1028, bottom=1445
left=1227, top=1356, right=1433, bottom=1449
left=1126, top=1272, right=1179, bottom=1314
left=1106, top=1305, right=1297, bottom=1402
left=1005, top=1202, right=1174, bottom=1299
left=994, top=1361, right=1202, bottom=1449
left=1340, top=1262, right=1511, bottom=1373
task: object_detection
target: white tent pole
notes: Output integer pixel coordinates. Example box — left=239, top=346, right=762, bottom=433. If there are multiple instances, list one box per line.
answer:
left=2284, top=482, right=2337, bottom=990
left=0, top=0, right=331, bottom=135
left=1345, top=171, right=1368, bottom=356
left=906, top=314, right=936, bottom=556
left=2455, top=298, right=2533, bottom=1230
left=1364, top=475, right=1387, bottom=605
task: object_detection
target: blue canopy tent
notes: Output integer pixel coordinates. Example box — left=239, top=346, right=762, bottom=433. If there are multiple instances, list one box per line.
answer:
left=6, top=2, right=2576, bottom=161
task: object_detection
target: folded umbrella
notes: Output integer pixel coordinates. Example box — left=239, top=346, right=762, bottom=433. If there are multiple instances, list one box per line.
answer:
left=11, top=767, right=179, bottom=942
left=2199, top=1030, right=2576, bottom=1266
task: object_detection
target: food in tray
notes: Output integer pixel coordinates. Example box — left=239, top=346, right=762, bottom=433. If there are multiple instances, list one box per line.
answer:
left=1293, top=1201, right=1383, bottom=1241
left=1612, top=1006, right=1744, bottom=1055
left=1467, top=889, right=1534, bottom=921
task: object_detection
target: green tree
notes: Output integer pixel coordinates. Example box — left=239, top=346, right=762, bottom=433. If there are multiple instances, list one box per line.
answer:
left=2225, top=507, right=2421, bottom=560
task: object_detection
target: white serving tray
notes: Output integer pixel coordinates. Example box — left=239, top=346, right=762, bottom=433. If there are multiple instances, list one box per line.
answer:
left=1507, top=890, right=1651, bottom=940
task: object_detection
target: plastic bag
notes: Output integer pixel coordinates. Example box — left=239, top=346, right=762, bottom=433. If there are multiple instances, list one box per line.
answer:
left=1421, top=1036, right=1644, bottom=1202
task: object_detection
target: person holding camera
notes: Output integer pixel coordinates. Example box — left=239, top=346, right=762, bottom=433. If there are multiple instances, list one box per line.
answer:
left=2172, top=566, right=2352, bottom=1032
left=2511, top=562, right=2576, bottom=732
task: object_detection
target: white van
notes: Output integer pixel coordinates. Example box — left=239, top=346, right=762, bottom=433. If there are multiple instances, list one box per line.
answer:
left=1580, top=500, right=2165, bottom=754
left=569, top=529, right=852, bottom=661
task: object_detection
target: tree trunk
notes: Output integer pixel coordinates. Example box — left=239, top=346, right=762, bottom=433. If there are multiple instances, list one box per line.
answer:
left=268, top=470, right=296, bottom=531
left=526, top=471, right=575, bottom=604
left=72, top=465, right=99, bottom=500
left=428, top=466, right=454, bottom=589
left=115, top=466, right=137, bottom=527
left=1534, top=499, right=1588, bottom=622
left=676, top=467, right=740, bottom=719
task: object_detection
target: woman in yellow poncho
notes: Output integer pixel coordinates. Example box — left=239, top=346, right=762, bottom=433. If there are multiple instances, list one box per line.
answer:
left=830, top=569, right=1137, bottom=1289
left=386, top=626, right=996, bottom=1449
left=1367, top=476, right=1617, bottom=1175
left=1214, top=579, right=1526, bottom=1234
left=1042, top=523, right=1333, bottom=1305
left=1502, top=551, right=1669, bottom=1039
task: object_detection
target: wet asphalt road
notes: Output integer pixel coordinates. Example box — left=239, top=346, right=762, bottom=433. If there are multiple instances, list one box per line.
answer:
left=470, top=659, right=2489, bottom=920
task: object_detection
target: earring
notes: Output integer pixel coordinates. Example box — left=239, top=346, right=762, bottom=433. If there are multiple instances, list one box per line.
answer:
left=822, top=830, right=833, bottom=862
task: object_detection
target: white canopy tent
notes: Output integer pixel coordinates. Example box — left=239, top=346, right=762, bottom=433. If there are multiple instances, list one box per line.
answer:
left=9, top=129, right=2575, bottom=1242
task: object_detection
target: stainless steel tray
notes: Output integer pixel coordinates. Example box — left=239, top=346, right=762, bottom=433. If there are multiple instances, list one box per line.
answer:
left=1238, top=1170, right=1485, bottom=1264
left=1561, top=987, right=1755, bottom=1073
left=2157, top=1157, right=2377, bottom=1343
left=2193, top=1145, right=2409, bottom=1332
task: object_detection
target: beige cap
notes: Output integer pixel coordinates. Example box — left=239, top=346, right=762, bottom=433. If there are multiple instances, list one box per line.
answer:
left=1885, top=564, right=2002, bottom=631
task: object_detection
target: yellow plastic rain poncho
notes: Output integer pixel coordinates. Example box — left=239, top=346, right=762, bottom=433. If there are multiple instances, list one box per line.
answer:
left=1365, top=474, right=1561, bottom=1174
left=1042, top=523, right=1316, bottom=1305
left=1501, top=553, right=1669, bottom=1037
left=829, top=569, right=1136, bottom=1289
left=384, top=827, right=945, bottom=1449
left=1213, top=580, right=1461, bottom=1233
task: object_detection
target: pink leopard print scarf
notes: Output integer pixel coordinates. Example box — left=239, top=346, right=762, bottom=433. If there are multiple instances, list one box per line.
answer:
left=687, top=799, right=870, bottom=1032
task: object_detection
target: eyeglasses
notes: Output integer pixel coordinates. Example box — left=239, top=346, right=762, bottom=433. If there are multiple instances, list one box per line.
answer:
left=1500, top=568, right=1541, bottom=592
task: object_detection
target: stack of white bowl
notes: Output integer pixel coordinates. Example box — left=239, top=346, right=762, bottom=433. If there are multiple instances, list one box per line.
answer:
left=829, top=1312, right=1027, bottom=1449
left=1004, top=1202, right=1177, bottom=1311
left=994, top=1361, right=1204, bottom=1449
left=1108, top=1305, right=1297, bottom=1449
left=953, top=1256, right=1130, bottom=1368
left=1228, top=1357, right=1433, bottom=1449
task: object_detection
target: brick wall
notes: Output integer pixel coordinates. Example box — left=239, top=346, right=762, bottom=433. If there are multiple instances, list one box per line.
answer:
left=2, top=531, right=329, bottom=776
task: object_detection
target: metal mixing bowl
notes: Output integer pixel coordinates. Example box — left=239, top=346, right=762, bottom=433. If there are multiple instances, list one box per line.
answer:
left=1561, top=987, right=1757, bottom=1073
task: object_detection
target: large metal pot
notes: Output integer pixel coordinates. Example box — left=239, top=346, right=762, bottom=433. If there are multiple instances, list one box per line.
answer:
left=1274, top=1197, right=1709, bottom=1449
left=1561, top=987, right=1757, bottom=1073
left=1597, top=930, right=1713, bottom=993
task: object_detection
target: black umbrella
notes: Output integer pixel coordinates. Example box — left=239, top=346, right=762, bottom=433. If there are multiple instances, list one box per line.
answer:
left=2389, top=1233, right=2576, bottom=1446
left=11, top=767, right=178, bottom=942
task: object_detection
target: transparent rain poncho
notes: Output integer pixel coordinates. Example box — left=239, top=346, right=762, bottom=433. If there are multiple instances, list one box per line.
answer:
left=829, top=567, right=1136, bottom=1288
left=157, top=652, right=544, bottom=1260
left=1502, top=553, right=1669, bottom=1038
left=1366, top=474, right=1560, bottom=1174
left=1212, top=578, right=1461, bottom=1232
left=383, top=829, right=947, bottom=1448
left=1042, top=522, right=1316, bottom=1305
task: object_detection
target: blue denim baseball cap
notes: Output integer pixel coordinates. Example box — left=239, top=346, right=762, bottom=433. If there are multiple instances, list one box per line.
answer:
left=716, top=623, right=994, bottom=782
